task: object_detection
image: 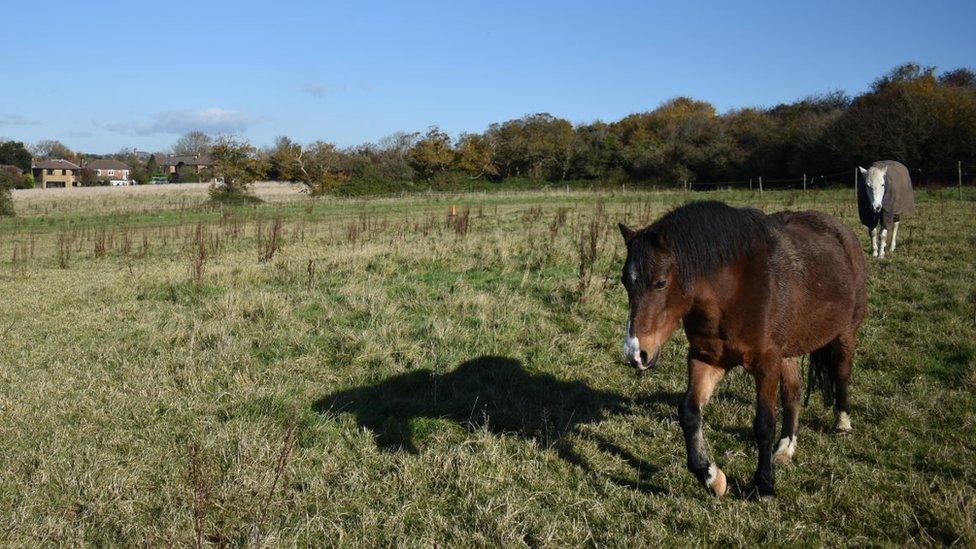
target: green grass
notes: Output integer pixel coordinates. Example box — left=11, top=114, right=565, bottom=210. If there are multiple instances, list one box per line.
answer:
left=0, top=187, right=974, bottom=545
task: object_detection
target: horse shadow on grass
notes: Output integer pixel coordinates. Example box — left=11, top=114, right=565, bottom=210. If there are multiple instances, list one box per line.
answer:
left=312, top=355, right=673, bottom=494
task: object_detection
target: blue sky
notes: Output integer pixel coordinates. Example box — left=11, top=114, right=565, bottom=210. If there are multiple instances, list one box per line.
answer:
left=2, top=0, right=974, bottom=153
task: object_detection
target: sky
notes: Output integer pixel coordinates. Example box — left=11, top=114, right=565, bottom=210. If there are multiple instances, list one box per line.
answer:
left=2, top=0, right=974, bottom=154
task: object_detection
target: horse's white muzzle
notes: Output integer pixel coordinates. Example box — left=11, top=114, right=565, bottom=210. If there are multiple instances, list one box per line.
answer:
left=623, top=323, right=660, bottom=372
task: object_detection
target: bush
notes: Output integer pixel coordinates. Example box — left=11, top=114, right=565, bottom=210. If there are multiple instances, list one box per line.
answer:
left=0, top=190, right=12, bottom=216
left=19, top=173, right=35, bottom=189
left=208, top=137, right=266, bottom=204
left=288, top=141, right=349, bottom=196
left=208, top=182, right=263, bottom=204
left=0, top=167, right=17, bottom=216
left=177, top=170, right=201, bottom=183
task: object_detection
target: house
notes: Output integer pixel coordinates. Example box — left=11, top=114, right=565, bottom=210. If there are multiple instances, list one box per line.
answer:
left=157, top=154, right=216, bottom=182
left=32, top=159, right=81, bottom=188
left=86, top=159, right=132, bottom=186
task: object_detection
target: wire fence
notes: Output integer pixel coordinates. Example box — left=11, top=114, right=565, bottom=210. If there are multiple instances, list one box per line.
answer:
left=685, top=162, right=976, bottom=193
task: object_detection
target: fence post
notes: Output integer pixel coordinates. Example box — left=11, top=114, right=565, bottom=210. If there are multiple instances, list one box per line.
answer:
left=749, top=178, right=752, bottom=191
left=803, top=173, right=806, bottom=191
left=758, top=176, right=763, bottom=195
left=854, top=167, right=858, bottom=201
left=959, top=160, right=963, bottom=200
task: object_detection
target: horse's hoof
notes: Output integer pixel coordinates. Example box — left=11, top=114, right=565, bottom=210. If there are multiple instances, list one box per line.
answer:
left=752, top=481, right=776, bottom=499
left=706, top=465, right=727, bottom=497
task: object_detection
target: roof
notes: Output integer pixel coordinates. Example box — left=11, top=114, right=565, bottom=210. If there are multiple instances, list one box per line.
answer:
left=158, top=154, right=214, bottom=167
left=0, top=164, right=23, bottom=176
left=86, top=159, right=131, bottom=170
left=33, top=159, right=81, bottom=170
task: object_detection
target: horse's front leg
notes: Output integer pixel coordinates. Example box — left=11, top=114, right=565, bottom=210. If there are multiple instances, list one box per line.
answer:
left=752, top=359, right=780, bottom=497
left=869, top=227, right=878, bottom=257
left=877, top=225, right=888, bottom=259
left=680, top=358, right=727, bottom=496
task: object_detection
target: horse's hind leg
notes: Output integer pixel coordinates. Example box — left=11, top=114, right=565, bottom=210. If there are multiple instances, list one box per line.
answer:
left=830, top=336, right=855, bottom=433
left=773, top=358, right=800, bottom=465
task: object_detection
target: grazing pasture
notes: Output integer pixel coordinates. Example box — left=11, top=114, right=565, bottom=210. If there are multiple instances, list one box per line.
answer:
left=0, top=185, right=973, bottom=545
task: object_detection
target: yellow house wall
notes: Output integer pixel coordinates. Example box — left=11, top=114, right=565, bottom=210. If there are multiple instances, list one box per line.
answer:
left=34, top=168, right=80, bottom=189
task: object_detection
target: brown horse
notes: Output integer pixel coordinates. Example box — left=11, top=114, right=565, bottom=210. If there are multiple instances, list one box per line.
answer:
left=618, top=201, right=866, bottom=497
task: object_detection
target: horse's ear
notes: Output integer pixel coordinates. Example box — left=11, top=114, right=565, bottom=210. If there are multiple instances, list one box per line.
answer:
left=653, top=229, right=668, bottom=249
left=618, top=222, right=636, bottom=243
left=858, top=166, right=868, bottom=175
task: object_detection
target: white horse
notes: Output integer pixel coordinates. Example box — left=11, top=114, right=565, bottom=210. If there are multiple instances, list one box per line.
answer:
left=857, top=161, right=915, bottom=258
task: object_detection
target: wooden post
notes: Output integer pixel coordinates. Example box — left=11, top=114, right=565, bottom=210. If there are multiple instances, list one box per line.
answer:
left=749, top=178, right=752, bottom=191
left=758, top=176, right=763, bottom=194
left=959, top=160, right=963, bottom=200
left=803, top=173, right=806, bottom=191
left=854, top=167, right=858, bottom=201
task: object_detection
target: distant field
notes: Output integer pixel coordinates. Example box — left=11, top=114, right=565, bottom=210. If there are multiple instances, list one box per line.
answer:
left=0, top=186, right=973, bottom=545
left=11, top=182, right=308, bottom=217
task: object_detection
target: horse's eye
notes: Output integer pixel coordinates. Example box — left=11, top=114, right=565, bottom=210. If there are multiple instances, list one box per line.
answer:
left=653, top=279, right=667, bottom=290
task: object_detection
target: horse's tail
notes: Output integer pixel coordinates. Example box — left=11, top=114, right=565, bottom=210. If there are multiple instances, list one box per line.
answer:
left=804, top=346, right=835, bottom=407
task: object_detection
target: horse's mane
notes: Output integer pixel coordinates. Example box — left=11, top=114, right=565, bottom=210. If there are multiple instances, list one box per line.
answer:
left=632, top=201, right=777, bottom=291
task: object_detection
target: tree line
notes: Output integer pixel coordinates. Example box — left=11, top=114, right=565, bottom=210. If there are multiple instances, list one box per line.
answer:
left=271, top=63, right=976, bottom=193
left=2, top=62, right=974, bottom=199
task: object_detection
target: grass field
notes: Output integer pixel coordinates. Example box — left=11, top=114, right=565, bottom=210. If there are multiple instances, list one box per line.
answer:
left=0, top=185, right=974, bottom=545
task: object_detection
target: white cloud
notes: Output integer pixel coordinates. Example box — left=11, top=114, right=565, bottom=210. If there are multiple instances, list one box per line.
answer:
left=0, top=113, right=40, bottom=126
left=108, top=108, right=260, bottom=135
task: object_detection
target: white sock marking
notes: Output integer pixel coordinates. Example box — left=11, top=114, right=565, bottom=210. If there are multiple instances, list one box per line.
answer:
left=835, top=411, right=852, bottom=432
left=774, top=435, right=797, bottom=462
left=705, top=463, right=718, bottom=486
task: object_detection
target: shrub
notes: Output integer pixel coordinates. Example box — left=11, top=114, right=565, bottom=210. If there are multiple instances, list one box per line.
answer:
left=0, top=166, right=20, bottom=216
left=292, top=141, right=348, bottom=196
left=0, top=188, right=13, bottom=216
left=209, top=137, right=266, bottom=204
left=178, top=170, right=201, bottom=183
